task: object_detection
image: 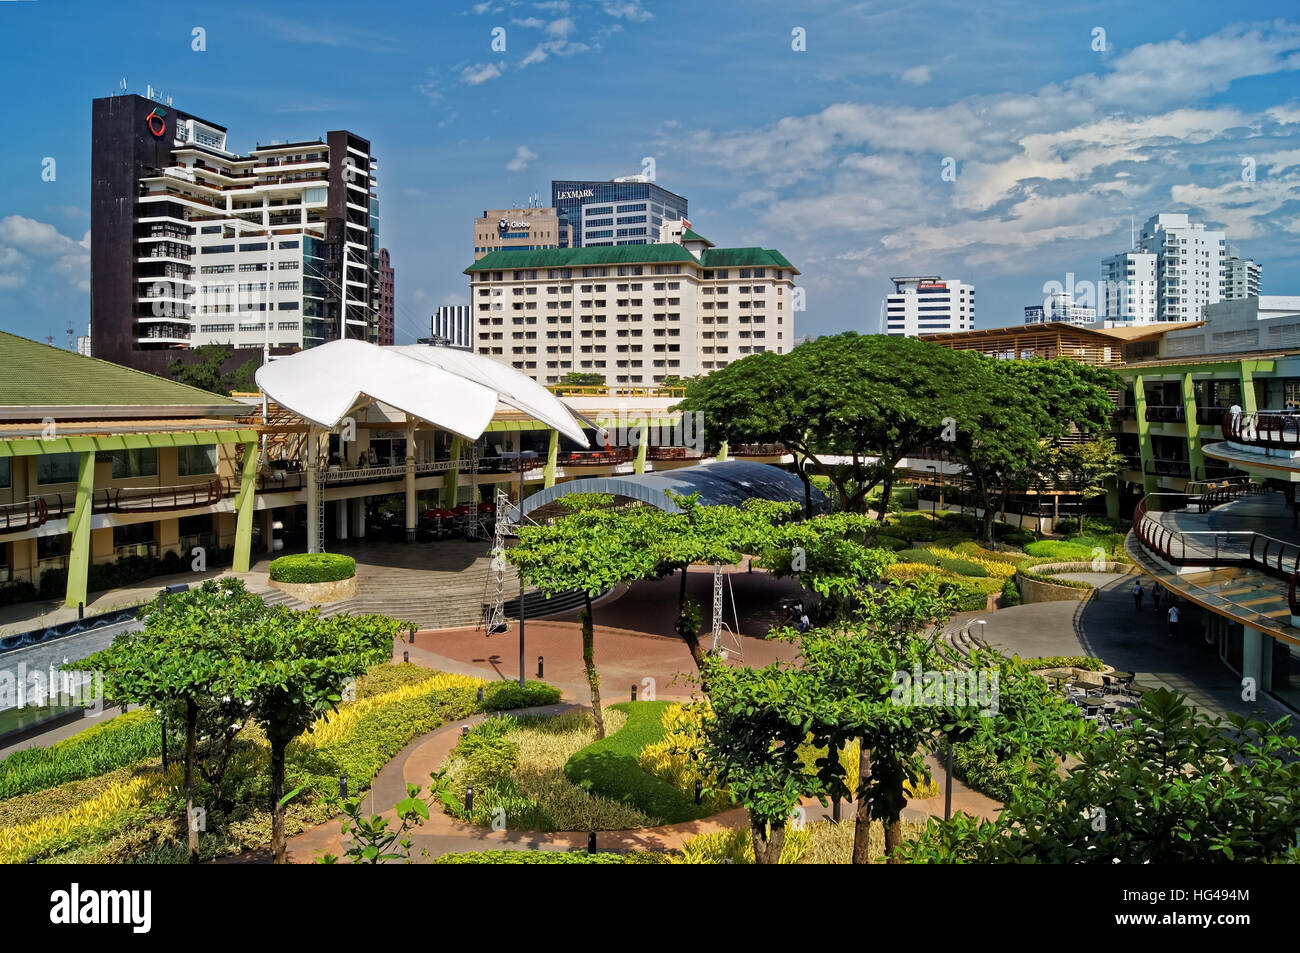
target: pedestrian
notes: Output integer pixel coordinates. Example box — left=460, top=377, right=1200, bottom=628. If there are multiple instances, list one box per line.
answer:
left=1131, top=580, right=1144, bottom=611
left=797, top=612, right=811, bottom=633
left=1167, top=602, right=1181, bottom=639
left=1152, top=586, right=1163, bottom=612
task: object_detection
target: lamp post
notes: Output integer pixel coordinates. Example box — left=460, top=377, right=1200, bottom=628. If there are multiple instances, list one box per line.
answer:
left=518, top=456, right=526, bottom=689
left=925, top=465, right=938, bottom=522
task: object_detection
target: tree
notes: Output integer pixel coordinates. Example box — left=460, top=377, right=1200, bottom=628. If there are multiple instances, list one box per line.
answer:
left=559, top=371, right=606, bottom=387
left=1052, top=435, right=1123, bottom=534
left=901, top=689, right=1300, bottom=863
left=167, top=344, right=257, bottom=397
left=953, top=357, right=1118, bottom=543
left=506, top=496, right=660, bottom=738
left=697, top=658, right=822, bottom=863
left=755, top=510, right=894, bottom=622
left=678, top=334, right=987, bottom=516
left=76, top=578, right=267, bottom=863
left=232, top=609, right=401, bottom=863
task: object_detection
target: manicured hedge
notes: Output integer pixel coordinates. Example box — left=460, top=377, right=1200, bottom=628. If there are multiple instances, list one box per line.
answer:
left=0, top=710, right=162, bottom=801
left=481, top=680, right=562, bottom=711
left=565, top=701, right=708, bottom=824
left=268, top=553, right=356, bottom=583
left=1023, top=540, right=1097, bottom=561
left=1019, top=655, right=1105, bottom=672
left=1000, top=578, right=1021, bottom=606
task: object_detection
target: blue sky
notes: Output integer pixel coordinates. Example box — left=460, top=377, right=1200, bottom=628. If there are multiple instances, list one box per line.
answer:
left=1, top=0, right=1298, bottom=349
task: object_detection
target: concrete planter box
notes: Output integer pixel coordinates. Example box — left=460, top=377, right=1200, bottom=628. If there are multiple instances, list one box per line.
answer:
left=268, top=574, right=357, bottom=605
left=1015, top=561, right=1135, bottom=605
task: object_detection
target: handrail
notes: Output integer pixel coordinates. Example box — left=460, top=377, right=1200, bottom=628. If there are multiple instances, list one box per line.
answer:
left=1222, top=409, right=1300, bottom=448
left=0, top=497, right=47, bottom=532
left=1133, top=493, right=1300, bottom=614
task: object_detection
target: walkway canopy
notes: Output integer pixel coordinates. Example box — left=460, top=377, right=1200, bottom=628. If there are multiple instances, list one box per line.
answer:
left=507, top=460, right=829, bottom=525
left=254, top=339, right=590, bottom=445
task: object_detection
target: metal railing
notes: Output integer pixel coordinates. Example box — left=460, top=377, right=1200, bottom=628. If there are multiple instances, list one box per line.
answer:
left=1145, top=405, right=1185, bottom=423
left=110, top=481, right=222, bottom=512
left=1145, top=458, right=1191, bottom=477
left=646, top=447, right=705, bottom=461
left=1132, top=494, right=1300, bottom=613
left=0, top=498, right=48, bottom=532
left=732, top=443, right=788, bottom=456
left=1222, top=409, right=1300, bottom=448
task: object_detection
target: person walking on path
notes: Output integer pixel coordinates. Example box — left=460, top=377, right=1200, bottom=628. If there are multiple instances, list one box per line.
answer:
left=1167, top=602, right=1181, bottom=639
left=1152, top=586, right=1163, bottom=613
left=1132, top=580, right=1144, bottom=611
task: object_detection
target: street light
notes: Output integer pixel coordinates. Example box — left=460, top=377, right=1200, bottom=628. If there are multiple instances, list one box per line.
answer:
left=925, top=465, right=939, bottom=522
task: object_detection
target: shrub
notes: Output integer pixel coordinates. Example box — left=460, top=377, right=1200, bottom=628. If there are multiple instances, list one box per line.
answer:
left=0, top=710, right=162, bottom=800
left=996, top=527, right=1037, bottom=547
left=935, top=578, right=989, bottom=612
left=0, top=581, right=38, bottom=607
left=1000, top=578, right=1022, bottom=607
left=935, top=556, right=988, bottom=578
left=268, top=553, right=356, bottom=584
left=897, top=549, right=940, bottom=565
left=872, top=534, right=909, bottom=552
left=1018, top=655, right=1105, bottom=672
left=434, top=849, right=665, bottom=864
left=1023, top=540, right=1096, bottom=561
left=481, top=680, right=562, bottom=712
left=565, top=701, right=707, bottom=824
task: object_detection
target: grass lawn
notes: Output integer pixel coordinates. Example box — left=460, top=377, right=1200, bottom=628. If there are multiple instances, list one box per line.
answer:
left=564, top=701, right=712, bottom=825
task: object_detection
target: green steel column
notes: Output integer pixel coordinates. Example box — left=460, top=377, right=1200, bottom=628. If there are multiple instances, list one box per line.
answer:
left=716, top=439, right=729, bottom=463
left=1104, top=477, right=1120, bottom=520
left=1132, top=374, right=1158, bottom=496
left=232, top=439, right=259, bottom=572
left=544, top=429, right=559, bottom=488
left=442, top=437, right=461, bottom=508
left=63, top=451, right=95, bottom=609
left=634, top=423, right=648, bottom=475
left=1239, top=362, right=1258, bottom=415
left=1181, top=372, right=1204, bottom=481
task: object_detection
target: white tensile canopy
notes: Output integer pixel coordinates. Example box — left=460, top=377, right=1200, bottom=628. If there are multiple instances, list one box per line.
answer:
left=254, top=339, right=590, bottom=445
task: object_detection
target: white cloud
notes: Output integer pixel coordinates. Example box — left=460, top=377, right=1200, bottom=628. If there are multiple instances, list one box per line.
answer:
left=507, top=145, right=537, bottom=172
left=899, top=65, right=931, bottom=85
left=512, top=17, right=545, bottom=28
left=601, top=0, right=652, bottom=21
left=0, top=216, right=89, bottom=292
left=460, top=62, right=505, bottom=85
left=0, top=247, right=29, bottom=289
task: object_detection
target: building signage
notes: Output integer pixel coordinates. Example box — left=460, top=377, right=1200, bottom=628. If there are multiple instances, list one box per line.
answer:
left=145, top=106, right=167, bottom=138
left=498, top=219, right=530, bottom=232
left=557, top=189, right=595, bottom=200
left=917, top=283, right=947, bottom=290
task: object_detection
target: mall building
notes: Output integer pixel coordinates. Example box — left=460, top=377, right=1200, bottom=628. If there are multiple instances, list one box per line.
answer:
left=90, top=93, right=382, bottom=375
left=464, top=223, right=798, bottom=385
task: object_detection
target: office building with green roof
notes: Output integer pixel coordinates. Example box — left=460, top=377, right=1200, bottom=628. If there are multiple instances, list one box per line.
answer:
left=463, top=224, right=800, bottom=386
left=0, top=333, right=262, bottom=609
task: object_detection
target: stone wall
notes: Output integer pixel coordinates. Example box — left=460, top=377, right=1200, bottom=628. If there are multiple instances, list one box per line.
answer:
left=1015, top=561, right=1136, bottom=605
left=268, top=574, right=357, bottom=605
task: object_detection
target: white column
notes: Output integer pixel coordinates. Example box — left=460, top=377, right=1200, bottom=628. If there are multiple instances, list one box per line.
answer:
left=352, top=498, right=366, bottom=538
left=404, top=416, right=417, bottom=542
left=335, top=498, right=348, bottom=540
left=1242, top=626, right=1265, bottom=694
left=306, top=425, right=321, bottom=554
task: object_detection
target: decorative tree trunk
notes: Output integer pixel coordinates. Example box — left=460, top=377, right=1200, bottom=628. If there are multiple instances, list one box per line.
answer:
left=184, top=698, right=199, bottom=864
left=270, top=740, right=287, bottom=864
left=751, top=816, right=787, bottom=864
left=851, top=741, right=873, bottom=863
left=581, top=599, right=605, bottom=739
left=884, top=812, right=905, bottom=863
left=678, top=564, right=688, bottom=614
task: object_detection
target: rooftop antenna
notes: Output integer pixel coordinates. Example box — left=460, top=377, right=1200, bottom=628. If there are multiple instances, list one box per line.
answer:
left=65, top=323, right=75, bottom=350
left=119, top=78, right=127, bottom=95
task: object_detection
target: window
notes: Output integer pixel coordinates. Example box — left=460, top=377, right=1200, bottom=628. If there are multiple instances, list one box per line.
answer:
left=110, top=448, right=158, bottom=479
left=177, top=444, right=217, bottom=476
left=37, top=452, right=80, bottom=485
left=0, top=457, right=9, bottom=489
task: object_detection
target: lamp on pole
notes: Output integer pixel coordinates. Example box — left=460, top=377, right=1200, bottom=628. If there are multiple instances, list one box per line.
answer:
left=925, top=465, right=938, bottom=522
left=517, top=456, right=526, bottom=689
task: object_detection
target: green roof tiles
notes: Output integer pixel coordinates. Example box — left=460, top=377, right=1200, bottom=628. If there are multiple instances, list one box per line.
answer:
left=0, top=331, right=238, bottom=409
left=464, top=241, right=799, bottom=275
left=680, top=228, right=713, bottom=245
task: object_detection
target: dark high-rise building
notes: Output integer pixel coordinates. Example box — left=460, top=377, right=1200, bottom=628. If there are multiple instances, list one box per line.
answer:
left=90, top=93, right=380, bottom=375
left=551, top=177, right=687, bottom=248
left=377, top=248, right=395, bottom=346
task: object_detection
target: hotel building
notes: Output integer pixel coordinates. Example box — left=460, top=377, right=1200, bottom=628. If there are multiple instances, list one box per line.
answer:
left=464, top=225, right=797, bottom=385
left=1224, top=245, right=1262, bottom=300
left=1100, top=251, right=1158, bottom=324
left=885, top=277, right=974, bottom=336
left=90, top=94, right=381, bottom=375
left=551, top=178, right=688, bottom=248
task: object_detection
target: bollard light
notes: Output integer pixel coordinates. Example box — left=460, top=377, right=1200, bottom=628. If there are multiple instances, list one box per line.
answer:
left=631, top=684, right=637, bottom=702
left=27, top=856, right=36, bottom=864
left=476, top=686, right=484, bottom=703
left=409, top=627, right=416, bottom=644
left=462, top=724, right=470, bottom=737
left=78, top=602, right=84, bottom=620
left=537, top=656, right=544, bottom=679
left=465, top=786, right=474, bottom=812
left=403, top=651, right=409, bottom=663
left=587, top=831, right=596, bottom=854
left=694, top=779, right=703, bottom=804
left=339, top=773, right=348, bottom=800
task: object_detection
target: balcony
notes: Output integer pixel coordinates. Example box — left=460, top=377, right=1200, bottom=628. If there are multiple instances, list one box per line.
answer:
left=1110, top=405, right=1137, bottom=421
left=1145, top=458, right=1191, bottom=478
left=1222, top=410, right=1300, bottom=449
left=1144, top=405, right=1185, bottom=423
left=646, top=447, right=705, bottom=461
left=557, top=448, right=634, bottom=466
left=1194, top=405, right=1226, bottom=425
left=732, top=443, right=788, bottom=457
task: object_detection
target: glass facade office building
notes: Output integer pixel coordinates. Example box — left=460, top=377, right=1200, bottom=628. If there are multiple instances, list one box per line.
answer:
left=551, top=180, right=688, bottom=248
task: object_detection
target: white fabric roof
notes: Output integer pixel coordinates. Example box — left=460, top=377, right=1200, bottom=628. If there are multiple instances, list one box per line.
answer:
left=255, top=340, right=590, bottom=445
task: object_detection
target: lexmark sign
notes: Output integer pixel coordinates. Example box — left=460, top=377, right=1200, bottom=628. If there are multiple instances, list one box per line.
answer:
left=557, top=189, right=595, bottom=200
